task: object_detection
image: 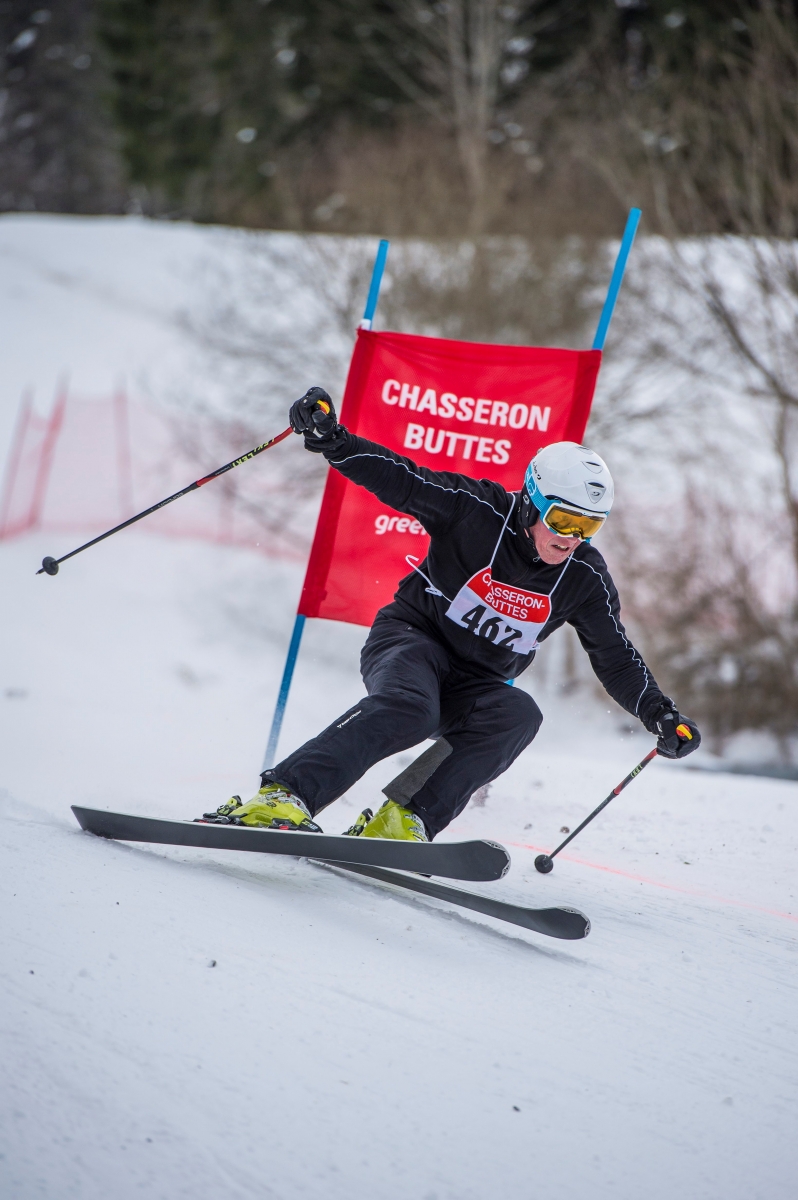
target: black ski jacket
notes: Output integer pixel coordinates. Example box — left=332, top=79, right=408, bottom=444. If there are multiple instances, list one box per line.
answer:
left=322, top=429, right=669, bottom=727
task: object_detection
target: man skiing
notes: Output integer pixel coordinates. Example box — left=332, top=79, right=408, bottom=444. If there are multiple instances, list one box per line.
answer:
left=201, top=386, right=700, bottom=840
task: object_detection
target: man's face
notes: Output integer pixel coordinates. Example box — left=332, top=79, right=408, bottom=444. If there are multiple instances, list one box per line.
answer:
left=526, top=519, right=582, bottom=564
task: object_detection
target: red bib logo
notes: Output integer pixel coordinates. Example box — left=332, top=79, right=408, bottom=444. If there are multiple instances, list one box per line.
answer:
left=467, top=569, right=550, bottom=623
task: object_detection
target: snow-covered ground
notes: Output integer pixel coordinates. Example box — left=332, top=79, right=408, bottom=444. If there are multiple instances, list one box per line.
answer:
left=0, top=214, right=211, bottom=455
left=2, top=531, right=797, bottom=1200
left=1, top=215, right=797, bottom=1199
left=0, top=212, right=369, bottom=462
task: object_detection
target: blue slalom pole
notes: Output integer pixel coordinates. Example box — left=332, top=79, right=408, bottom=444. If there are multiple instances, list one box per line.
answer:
left=261, top=239, right=391, bottom=772
left=262, top=613, right=306, bottom=771
left=592, top=208, right=641, bottom=351
left=360, top=239, right=389, bottom=329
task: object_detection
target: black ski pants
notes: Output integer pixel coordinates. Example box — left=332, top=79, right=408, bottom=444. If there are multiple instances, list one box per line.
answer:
left=265, top=615, right=542, bottom=838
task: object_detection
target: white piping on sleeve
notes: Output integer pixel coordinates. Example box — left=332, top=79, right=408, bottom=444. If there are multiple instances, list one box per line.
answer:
left=333, top=449, right=511, bottom=522
left=572, top=557, right=651, bottom=715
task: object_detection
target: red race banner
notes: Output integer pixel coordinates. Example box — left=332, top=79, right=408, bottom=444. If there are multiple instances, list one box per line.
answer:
left=299, top=328, right=601, bottom=627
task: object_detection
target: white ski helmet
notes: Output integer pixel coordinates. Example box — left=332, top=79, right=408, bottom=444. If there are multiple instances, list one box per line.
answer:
left=521, top=441, right=614, bottom=541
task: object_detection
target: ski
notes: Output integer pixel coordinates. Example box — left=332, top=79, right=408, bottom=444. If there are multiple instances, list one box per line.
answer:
left=323, top=860, right=591, bottom=940
left=71, top=806, right=510, bottom=882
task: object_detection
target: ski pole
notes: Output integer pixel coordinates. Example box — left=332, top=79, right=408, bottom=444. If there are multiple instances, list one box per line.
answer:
left=36, top=426, right=293, bottom=575
left=534, top=747, right=661, bottom=874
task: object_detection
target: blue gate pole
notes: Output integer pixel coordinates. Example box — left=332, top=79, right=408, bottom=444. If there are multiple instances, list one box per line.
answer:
left=262, top=612, right=306, bottom=770
left=360, top=239, right=389, bottom=329
left=592, top=208, right=641, bottom=351
left=261, top=239, right=391, bottom=772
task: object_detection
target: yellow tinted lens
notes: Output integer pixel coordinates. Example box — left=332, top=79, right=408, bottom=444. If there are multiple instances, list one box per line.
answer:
left=543, top=505, right=605, bottom=540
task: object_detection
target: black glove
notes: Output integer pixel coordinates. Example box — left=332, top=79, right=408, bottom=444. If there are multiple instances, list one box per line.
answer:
left=646, top=704, right=701, bottom=759
left=289, top=387, right=338, bottom=441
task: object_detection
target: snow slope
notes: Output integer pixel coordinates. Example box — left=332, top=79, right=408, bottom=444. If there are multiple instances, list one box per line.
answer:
left=1, top=215, right=797, bottom=1199
left=2, top=530, right=797, bottom=1200
left=0, top=214, right=214, bottom=457
left=0, top=211, right=366, bottom=463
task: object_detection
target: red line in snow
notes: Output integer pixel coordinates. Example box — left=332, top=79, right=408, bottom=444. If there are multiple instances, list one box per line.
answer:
left=508, top=841, right=798, bottom=925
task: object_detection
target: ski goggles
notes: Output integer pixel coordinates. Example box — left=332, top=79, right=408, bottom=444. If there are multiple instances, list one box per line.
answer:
left=538, top=500, right=607, bottom=541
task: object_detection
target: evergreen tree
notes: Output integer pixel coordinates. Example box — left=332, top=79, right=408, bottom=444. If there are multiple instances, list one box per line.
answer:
left=0, top=0, right=123, bottom=213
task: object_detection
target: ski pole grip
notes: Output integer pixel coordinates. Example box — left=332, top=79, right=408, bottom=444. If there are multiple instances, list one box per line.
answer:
left=676, top=724, right=692, bottom=740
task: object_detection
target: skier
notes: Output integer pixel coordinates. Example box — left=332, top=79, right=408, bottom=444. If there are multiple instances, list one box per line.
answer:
left=201, top=387, right=700, bottom=840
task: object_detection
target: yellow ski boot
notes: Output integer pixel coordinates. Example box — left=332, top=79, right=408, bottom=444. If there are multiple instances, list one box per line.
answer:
left=342, top=808, right=373, bottom=837
left=200, top=783, right=322, bottom=832
left=355, top=799, right=428, bottom=842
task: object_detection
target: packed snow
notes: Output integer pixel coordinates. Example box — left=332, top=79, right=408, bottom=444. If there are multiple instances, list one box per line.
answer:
left=1, top=215, right=796, bottom=1199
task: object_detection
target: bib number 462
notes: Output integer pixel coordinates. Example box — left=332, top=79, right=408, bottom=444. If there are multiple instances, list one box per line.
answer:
left=460, top=604, right=523, bottom=649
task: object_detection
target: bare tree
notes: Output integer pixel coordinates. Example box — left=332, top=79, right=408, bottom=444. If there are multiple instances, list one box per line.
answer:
left=589, top=230, right=798, bottom=758
left=600, top=3, right=798, bottom=573
left=353, top=1, right=544, bottom=233
left=180, top=228, right=603, bottom=430
left=170, top=227, right=603, bottom=562
left=608, top=490, right=798, bottom=758
left=557, top=4, right=798, bottom=761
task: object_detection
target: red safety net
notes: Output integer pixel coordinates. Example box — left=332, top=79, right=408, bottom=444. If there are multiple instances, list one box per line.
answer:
left=0, top=388, right=66, bottom=539
left=299, top=329, right=601, bottom=627
left=0, top=388, right=308, bottom=560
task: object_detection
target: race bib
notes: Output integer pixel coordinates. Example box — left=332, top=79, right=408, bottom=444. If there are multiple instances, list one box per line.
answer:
left=445, top=567, right=551, bottom=654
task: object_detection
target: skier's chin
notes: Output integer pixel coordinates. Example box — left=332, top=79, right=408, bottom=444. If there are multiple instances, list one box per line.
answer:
left=547, top=544, right=575, bottom=563
left=526, top=523, right=580, bottom=563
